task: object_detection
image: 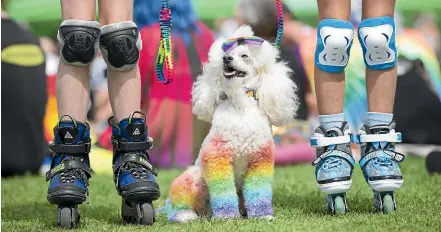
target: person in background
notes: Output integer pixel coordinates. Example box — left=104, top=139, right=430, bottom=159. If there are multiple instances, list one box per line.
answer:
left=235, top=0, right=316, bottom=165
left=215, top=17, right=240, bottom=39
left=279, top=4, right=318, bottom=117
left=1, top=1, right=47, bottom=177
left=98, top=0, right=215, bottom=168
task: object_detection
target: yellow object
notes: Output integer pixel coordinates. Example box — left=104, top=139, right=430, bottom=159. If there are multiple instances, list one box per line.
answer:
left=246, top=89, right=258, bottom=101
left=1, top=44, right=45, bottom=67
left=89, top=146, right=113, bottom=175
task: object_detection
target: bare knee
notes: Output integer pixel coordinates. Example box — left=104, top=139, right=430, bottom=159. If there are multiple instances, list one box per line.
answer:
left=98, top=0, right=134, bottom=25
left=362, top=0, right=396, bottom=19
left=317, top=0, right=351, bottom=21
left=61, top=0, right=96, bottom=20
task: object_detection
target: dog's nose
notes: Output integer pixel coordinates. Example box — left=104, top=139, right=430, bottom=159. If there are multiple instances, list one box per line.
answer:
left=223, top=55, right=233, bottom=63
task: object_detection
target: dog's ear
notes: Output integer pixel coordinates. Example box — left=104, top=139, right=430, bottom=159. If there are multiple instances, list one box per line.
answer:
left=191, top=68, right=221, bottom=123
left=191, top=40, right=224, bottom=122
left=258, top=61, right=299, bottom=126
left=207, top=38, right=226, bottom=67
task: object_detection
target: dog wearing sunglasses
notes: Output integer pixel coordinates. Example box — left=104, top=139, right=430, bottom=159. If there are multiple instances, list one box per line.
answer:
left=165, top=25, right=298, bottom=222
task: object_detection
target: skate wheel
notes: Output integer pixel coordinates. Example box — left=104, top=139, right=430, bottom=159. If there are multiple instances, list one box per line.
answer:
left=332, top=196, right=347, bottom=215
left=121, top=200, right=155, bottom=225
left=57, top=206, right=80, bottom=228
left=382, top=194, right=396, bottom=214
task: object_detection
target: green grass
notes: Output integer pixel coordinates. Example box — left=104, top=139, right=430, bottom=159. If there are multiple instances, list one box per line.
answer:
left=2, top=156, right=441, bottom=232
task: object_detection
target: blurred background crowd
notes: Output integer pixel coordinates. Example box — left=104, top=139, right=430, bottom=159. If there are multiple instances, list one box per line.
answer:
left=2, top=0, right=441, bottom=176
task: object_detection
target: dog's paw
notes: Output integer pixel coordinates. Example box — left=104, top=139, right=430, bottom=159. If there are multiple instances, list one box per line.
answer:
left=169, top=210, right=198, bottom=223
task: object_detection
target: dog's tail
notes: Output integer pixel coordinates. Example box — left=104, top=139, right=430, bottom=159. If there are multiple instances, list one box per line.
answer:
left=155, top=198, right=171, bottom=215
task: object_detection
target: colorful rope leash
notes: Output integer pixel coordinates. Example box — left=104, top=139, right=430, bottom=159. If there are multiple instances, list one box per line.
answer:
left=275, top=0, right=284, bottom=49
left=156, top=0, right=174, bottom=85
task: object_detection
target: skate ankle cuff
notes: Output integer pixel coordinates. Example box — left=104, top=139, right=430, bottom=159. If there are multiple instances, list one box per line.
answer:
left=113, top=153, right=158, bottom=176
left=312, top=150, right=355, bottom=168
left=310, top=134, right=351, bottom=147
left=357, top=132, right=402, bottom=144
left=112, top=137, right=153, bottom=152
left=46, top=159, right=92, bottom=181
left=49, top=141, right=91, bottom=154
left=359, top=150, right=405, bottom=169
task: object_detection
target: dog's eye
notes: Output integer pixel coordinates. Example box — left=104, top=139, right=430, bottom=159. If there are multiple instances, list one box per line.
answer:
left=241, top=54, right=248, bottom=58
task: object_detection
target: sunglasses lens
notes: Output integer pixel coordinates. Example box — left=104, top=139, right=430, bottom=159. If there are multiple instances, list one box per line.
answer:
left=221, top=36, right=264, bottom=53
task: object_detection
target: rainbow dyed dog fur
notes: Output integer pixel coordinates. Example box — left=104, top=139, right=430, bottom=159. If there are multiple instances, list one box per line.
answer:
left=167, top=25, right=298, bottom=222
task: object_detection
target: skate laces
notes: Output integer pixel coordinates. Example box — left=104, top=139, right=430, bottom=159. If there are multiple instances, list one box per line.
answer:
left=57, top=155, right=90, bottom=186
left=121, top=152, right=151, bottom=179
left=373, top=155, right=393, bottom=168
left=370, top=130, right=395, bottom=167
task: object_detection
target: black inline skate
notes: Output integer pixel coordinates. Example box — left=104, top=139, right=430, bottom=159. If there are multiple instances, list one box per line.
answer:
left=110, top=111, right=160, bottom=225
left=46, top=115, right=92, bottom=228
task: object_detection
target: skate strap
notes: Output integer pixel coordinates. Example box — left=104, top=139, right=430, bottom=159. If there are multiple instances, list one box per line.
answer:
left=113, top=153, right=158, bottom=176
left=310, top=134, right=351, bottom=147
left=355, top=132, right=402, bottom=144
left=49, top=141, right=91, bottom=154
left=359, top=150, right=405, bottom=169
left=46, top=159, right=92, bottom=181
left=112, top=139, right=153, bottom=152
left=312, top=149, right=355, bottom=168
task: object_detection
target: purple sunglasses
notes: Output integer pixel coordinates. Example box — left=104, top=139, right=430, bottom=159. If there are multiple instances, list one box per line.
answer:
left=221, top=36, right=265, bottom=53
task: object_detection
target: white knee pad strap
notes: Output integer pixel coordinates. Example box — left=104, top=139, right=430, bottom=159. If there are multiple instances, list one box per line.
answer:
left=357, top=16, right=397, bottom=70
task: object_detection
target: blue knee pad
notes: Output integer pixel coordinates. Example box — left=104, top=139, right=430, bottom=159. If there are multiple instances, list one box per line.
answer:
left=315, top=19, right=354, bottom=73
left=357, top=16, right=397, bottom=70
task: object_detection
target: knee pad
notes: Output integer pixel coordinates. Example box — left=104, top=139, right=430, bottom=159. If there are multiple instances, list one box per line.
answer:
left=99, top=21, right=141, bottom=71
left=315, top=19, right=354, bottom=73
left=358, top=16, right=397, bottom=70
left=57, top=20, right=101, bottom=66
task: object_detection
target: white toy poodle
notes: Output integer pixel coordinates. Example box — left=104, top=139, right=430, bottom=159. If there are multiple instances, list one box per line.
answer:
left=165, top=25, right=298, bottom=222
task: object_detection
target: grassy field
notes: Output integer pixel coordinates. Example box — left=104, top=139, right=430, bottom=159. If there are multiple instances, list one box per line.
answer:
left=2, top=156, right=441, bottom=232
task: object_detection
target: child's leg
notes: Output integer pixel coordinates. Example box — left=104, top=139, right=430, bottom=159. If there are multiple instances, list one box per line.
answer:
left=310, top=0, right=355, bottom=215
left=201, top=136, right=240, bottom=219
left=46, top=0, right=98, bottom=228
left=314, top=0, right=351, bottom=116
left=168, top=167, right=209, bottom=223
left=362, top=0, right=397, bottom=113
left=98, top=0, right=160, bottom=224
left=98, top=0, right=141, bottom=122
left=357, top=0, right=404, bottom=213
left=242, top=141, right=275, bottom=219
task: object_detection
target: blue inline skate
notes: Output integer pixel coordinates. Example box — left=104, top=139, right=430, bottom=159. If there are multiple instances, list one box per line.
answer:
left=46, top=115, right=92, bottom=228
left=110, top=111, right=160, bottom=225
left=310, top=122, right=355, bottom=214
left=357, top=122, right=404, bottom=213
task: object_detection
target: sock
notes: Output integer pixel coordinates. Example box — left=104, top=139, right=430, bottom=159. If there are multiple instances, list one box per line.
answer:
left=367, top=112, right=393, bottom=127
left=318, top=113, right=345, bottom=131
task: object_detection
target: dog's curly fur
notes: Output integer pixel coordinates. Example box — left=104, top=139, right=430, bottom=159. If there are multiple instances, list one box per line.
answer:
left=166, top=25, right=298, bottom=222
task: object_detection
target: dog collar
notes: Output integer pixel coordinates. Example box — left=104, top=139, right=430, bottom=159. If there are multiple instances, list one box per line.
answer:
left=218, top=88, right=259, bottom=102
left=245, top=88, right=259, bottom=101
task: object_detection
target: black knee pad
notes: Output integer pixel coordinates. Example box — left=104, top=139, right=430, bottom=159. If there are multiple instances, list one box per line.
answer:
left=57, top=20, right=101, bottom=66
left=99, top=21, right=142, bottom=71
